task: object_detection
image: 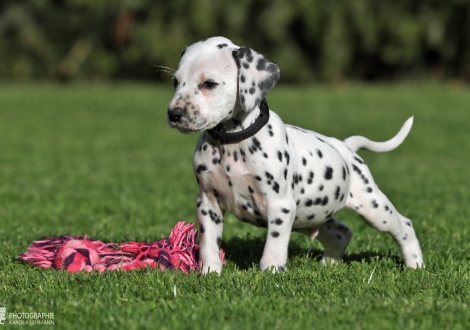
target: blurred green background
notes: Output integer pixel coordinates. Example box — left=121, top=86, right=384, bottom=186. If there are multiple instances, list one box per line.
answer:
left=1, top=0, right=469, bottom=83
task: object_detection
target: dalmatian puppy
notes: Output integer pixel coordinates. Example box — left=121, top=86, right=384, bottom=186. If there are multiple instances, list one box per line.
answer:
left=167, top=36, right=424, bottom=274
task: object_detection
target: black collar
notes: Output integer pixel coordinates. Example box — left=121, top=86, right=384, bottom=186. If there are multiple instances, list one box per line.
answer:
left=207, top=99, right=270, bottom=144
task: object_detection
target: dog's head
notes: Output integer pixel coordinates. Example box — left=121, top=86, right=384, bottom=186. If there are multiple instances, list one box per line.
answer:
left=167, top=36, right=280, bottom=133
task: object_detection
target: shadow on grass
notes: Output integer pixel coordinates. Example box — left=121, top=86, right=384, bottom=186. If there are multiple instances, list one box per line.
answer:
left=222, top=235, right=402, bottom=270
left=343, top=252, right=402, bottom=267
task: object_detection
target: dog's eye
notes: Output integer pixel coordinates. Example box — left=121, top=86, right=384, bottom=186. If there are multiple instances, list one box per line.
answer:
left=202, top=80, right=218, bottom=90
left=172, top=77, right=178, bottom=89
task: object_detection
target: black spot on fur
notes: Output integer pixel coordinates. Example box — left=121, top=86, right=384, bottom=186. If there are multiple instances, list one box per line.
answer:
left=255, top=175, right=262, bottom=181
left=268, top=124, right=274, bottom=137
left=324, top=166, right=333, bottom=180
left=334, top=186, right=341, bottom=200
left=197, top=164, right=208, bottom=174
left=271, top=231, right=280, bottom=238
left=281, top=208, right=290, bottom=214
left=317, top=149, right=323, bottom=158
left=277, top=151, right=283, bottom=162
left=307, top=214, right=315, bottom=220
left=272, top=218, right=283, bottom=225
left=371, top=200, right=379, bottom=208
left=256, top=57, right=267, bottom=70
left=200, top=224, right=205, bottom=233
left=217, top=43, right=228, bottom=49
left=302, top=158, right=307, bottom=166
left=209, top=210, right=223, bottom=224
left=284, top=151, right=290, bottom=165
left=352, top=164, right=369, bottom=184
left=248, top=186, right=254, bottom=194
left=293, top=174, right=299, bottom=185
left=354, top=156, right=364, bottom=164
left=272, top=182, right=280, bottom=193
left=307, top=172, right=314, bottom=184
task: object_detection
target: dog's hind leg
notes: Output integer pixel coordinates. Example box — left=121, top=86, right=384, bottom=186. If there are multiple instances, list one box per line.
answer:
left=304, top=219, right=353, bottom=264
left=346, top=160, right=424, bottom=268
left=317, top=219, right=353, bottom=264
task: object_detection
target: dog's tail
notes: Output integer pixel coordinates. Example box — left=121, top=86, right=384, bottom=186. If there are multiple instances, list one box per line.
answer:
left=344, top=117, right=414, bottom=153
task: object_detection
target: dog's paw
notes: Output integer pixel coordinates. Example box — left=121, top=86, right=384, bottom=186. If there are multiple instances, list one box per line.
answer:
left=260, top=263, right=287, bottom=273
left=200, top=262, right=222, bottom=275
left=320, top=255, right=344, bottom=266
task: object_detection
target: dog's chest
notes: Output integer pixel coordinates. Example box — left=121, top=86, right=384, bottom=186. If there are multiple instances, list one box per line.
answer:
left=194, top=136, right=270, bottom=226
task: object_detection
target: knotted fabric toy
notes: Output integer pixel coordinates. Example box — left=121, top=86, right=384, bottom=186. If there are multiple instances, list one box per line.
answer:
left=19, top=221, right=225, bottom=274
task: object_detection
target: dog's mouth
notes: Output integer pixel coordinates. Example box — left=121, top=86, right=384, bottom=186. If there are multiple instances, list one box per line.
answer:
left=174, top=126, right=200, bottom=134
left=168, top=116, right=226, bottom=135
left=168, top=120, right=209, bottom=134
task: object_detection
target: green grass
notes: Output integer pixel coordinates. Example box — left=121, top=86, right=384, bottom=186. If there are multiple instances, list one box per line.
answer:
left=1, top=82, right=469, bottom=329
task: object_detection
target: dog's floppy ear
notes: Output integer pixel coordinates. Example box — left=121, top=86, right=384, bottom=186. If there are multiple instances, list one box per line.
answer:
left=232, top=47, right=280, bottom=112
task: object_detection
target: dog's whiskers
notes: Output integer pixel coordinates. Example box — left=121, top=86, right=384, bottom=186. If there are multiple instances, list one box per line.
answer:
left=155, top=65, right=175, bottom=76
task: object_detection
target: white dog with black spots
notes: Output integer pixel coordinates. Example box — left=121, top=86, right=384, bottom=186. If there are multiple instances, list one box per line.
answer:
left=167, top=36, right=424, bottom=274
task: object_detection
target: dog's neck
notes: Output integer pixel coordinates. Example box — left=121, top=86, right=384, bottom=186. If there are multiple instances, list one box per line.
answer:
left=228, top=102, right=261, bottom=131
left=206, top=100, right=269, bottom=144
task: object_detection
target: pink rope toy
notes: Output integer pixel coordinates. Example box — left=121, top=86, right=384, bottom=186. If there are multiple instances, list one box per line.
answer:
left=18, top=221, right=225, bottom=275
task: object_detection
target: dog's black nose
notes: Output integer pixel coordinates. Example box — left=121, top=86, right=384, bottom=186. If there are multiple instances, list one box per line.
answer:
left=168, top=107, right=184, bottom=123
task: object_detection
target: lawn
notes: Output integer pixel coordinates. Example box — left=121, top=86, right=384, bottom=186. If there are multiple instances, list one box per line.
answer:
left=0, top=82, right=469, bottom=329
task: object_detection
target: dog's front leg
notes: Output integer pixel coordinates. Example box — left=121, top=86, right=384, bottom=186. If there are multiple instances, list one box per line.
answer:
left=259, top=200, right=296, bottom=272
left=196, top=191, right=225, bottom=274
